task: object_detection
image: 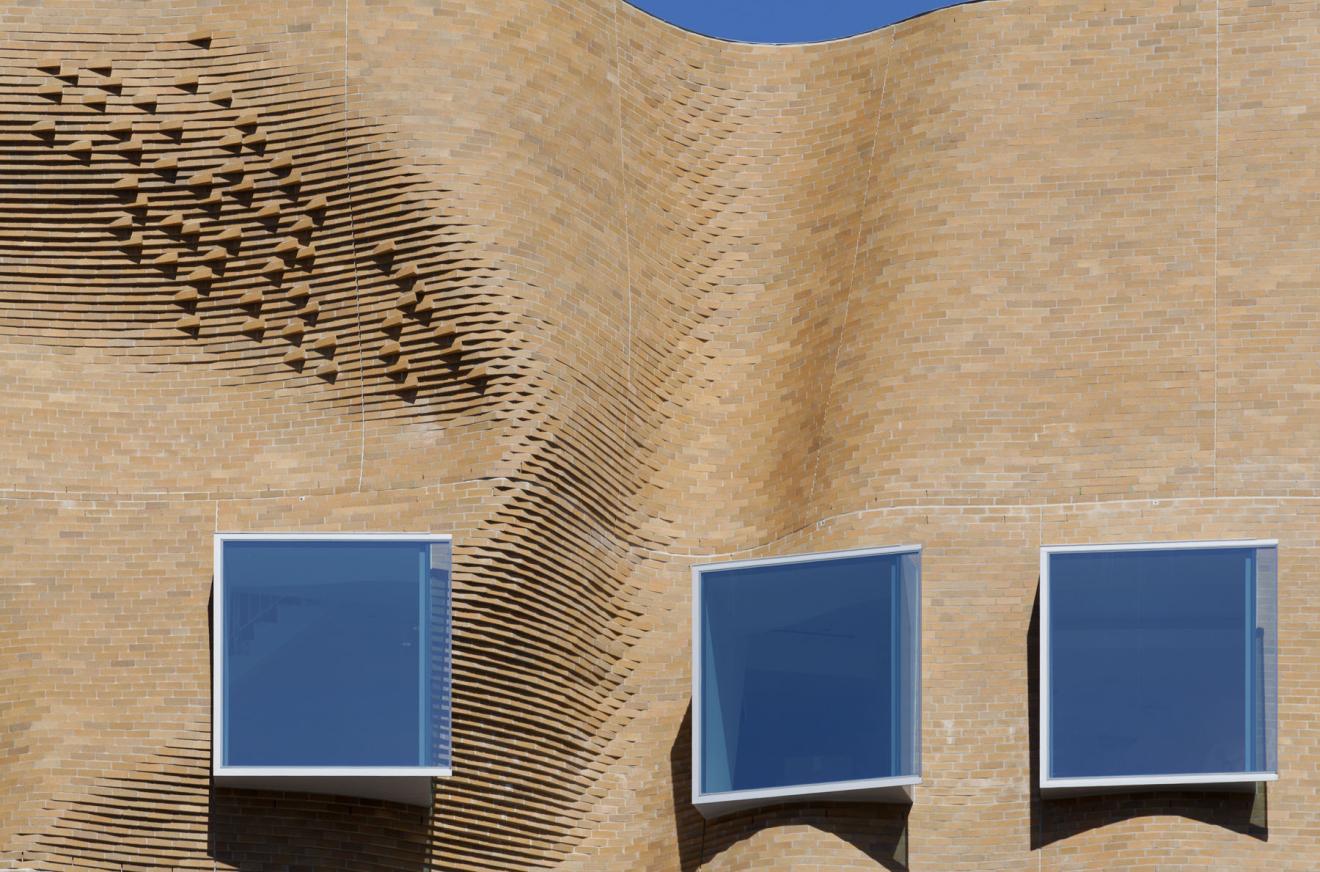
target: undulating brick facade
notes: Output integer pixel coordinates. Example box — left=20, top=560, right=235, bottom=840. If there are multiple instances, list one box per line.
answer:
left=0, top=0, right=1316, bottom=868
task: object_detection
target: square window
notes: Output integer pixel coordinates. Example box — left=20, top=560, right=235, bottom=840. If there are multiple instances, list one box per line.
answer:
left=213, top=534, right=451, bottom=806
left=1040, top=540, right=1278, bottom=794
left=692, top=546, right=921, bottom=817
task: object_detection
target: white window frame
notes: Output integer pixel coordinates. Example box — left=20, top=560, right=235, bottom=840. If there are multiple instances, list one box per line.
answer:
left=1039, top=538, right=1279, bottom=794
left=691, top=544, right=921, bottom=818
left=213, top=533, right=453, bottom=804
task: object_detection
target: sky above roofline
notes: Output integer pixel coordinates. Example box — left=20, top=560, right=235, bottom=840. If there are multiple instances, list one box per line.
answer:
left=624, top=0, right=977, bottom=44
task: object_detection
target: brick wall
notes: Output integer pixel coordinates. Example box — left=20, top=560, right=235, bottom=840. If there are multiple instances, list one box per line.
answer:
left=0, top=0, right=1316, bottom=869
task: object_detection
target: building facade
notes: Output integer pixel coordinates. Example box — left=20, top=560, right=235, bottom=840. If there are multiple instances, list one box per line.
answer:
left=0, top=0, right=1317, bottom=868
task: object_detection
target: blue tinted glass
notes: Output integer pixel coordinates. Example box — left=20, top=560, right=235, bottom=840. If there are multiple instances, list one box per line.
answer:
left=427, top=541, right=452, bottom=770
left=222, top=539, right=450, bottom=768
left=700, top=551, right=919, bottom=795
left=1048, top=546, right=1273, bottom=779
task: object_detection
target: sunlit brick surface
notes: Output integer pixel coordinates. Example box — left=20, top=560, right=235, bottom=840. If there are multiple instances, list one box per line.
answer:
left=0, top=0, right=1316, bottom=869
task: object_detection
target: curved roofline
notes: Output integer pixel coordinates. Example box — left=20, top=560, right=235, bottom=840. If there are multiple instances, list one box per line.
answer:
left=617, top=0, right=994, bottom=47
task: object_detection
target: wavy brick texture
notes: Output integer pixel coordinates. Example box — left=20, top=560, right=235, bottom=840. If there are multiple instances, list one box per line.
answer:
left=0, top=0, right=1318, bottom=870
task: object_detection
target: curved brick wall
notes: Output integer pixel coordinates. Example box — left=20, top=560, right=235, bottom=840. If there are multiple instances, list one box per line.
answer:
left=0, top=0, right=1316, bottom=869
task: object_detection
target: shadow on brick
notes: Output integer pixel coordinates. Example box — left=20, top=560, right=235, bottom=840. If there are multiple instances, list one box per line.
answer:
left=669, top=706, right=910, bottom=871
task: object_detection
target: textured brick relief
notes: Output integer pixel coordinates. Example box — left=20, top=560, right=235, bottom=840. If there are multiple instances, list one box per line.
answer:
left=3, top=27, right=662, bottom=872
left=2, top=31, right=509, bottom=418
left=10, top=721, right=431, bottom=872
left=13, top=722, right=213, bottom=870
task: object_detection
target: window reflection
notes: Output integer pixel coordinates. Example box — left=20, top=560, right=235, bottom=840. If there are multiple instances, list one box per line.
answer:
left=1047, top=544, right=1277, bottom=781
left=698, top=549, right=920, bottom=797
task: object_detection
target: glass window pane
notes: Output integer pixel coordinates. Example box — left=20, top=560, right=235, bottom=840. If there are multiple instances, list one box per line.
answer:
left=1048, top=545, right=1276, bottom=780
left=428, top=540, right=453, bottom=770
left=699, top=550, right=919, bottom=796
left=222, top=539, right=450, bottom=768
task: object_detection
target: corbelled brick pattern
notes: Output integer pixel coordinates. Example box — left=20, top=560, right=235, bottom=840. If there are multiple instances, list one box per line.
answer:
left=0, top=0, right=1316, bottom=869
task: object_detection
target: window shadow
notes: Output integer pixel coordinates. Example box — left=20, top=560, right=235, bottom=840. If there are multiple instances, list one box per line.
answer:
left=1027, top=589, right=1268, bottom=849
left=670, top=705, right=909, bottom=871
left=208, top=785, right=431, bottom=871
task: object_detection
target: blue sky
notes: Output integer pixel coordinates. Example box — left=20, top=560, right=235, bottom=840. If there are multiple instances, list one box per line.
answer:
left=625, top=0, right=969, bottom=43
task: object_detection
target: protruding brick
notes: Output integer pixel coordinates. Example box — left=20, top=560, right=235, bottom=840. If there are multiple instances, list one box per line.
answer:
left=183, top=265, right=215, bottom=284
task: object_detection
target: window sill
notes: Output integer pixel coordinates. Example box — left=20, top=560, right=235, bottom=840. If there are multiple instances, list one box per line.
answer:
left=213, top=767, right=451, bottom=806
left=1040, top=771, right=1277, bottom=798
left=693, top=774, right=919, bottom=819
